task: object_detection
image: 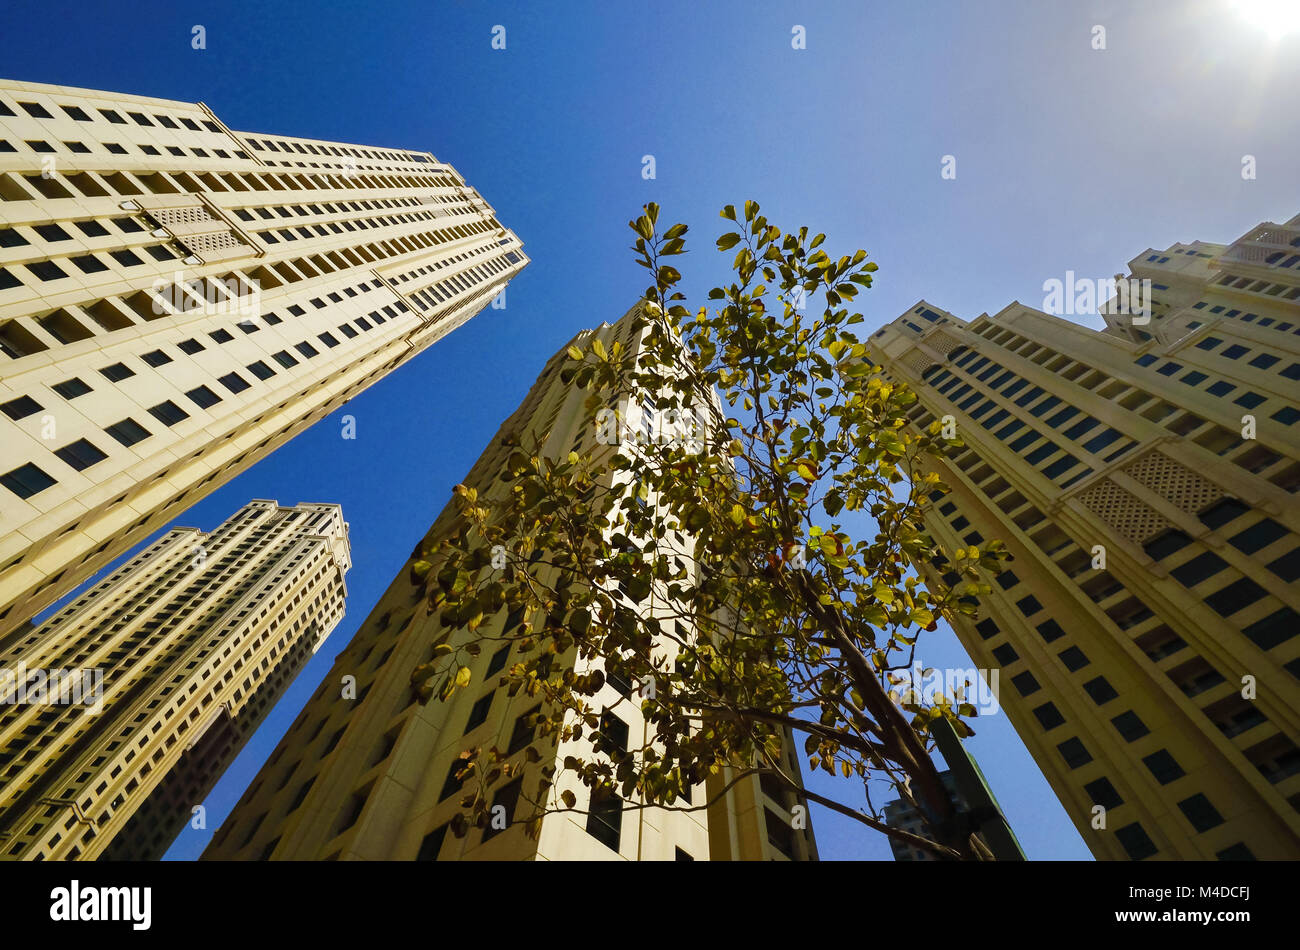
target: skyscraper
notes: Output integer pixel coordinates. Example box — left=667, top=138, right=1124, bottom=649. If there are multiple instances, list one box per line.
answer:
left=0, top=499, right=351, bottom=861
left=204, top=306, right=818, bottom=861
left=0, top=79, right=527, bottom=640
left=869, top=213, right=1300, bottom=859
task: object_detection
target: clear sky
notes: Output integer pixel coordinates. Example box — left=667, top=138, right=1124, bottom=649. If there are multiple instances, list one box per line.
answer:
left=3, top=0, right=1296, bottom=861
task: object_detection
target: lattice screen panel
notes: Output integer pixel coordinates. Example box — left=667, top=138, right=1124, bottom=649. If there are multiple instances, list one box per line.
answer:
left=1077, top=477, right=1173, bottom=544
left=1122, top=450, right=1223, bottom=515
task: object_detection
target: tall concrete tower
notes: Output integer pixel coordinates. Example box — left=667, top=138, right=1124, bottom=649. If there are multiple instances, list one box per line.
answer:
left=869, top=212, right=1300, bottom=859
left=0, top=79, right=527, bottom=639
left=0, top=499, right=351, bottom=860
left=205, top=307, right=818, bottom=861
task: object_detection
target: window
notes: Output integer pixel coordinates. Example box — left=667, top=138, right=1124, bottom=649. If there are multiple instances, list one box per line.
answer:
left=1115, top=822, right=1158, bottom=860
left=52, top=377, right=91, bottom=400
left=485, top=645, right=510, bottom=677
left=1032, top=702, right=1065, bottom=730
left=1143, top=749, right=1185, bottom=785
left=1082, top=676, right=1118, bottom=705
left=1058, top=646, right=1089, bottom=672
left=1170, top=552, right=1228, bottom=587
left=185, top=386, right=222, bottom=409
left=209, top=328, right=234, bottom=344
left=272, top=350, right=299, bottom=369
left=507, top=707, right=539, bottom=756
left=218, top=373, right=251, bottom=394
left=54, top=439, right=107, bottom=471
left=1197, top=497, right=1249, bottom=529
left=105, top=418, right=151, bottom=447
left=675, top=847, right=695, bottom=861
left=1141, top=529, right=1192, bottom=561
left=148, top=401, right=190, bottom=427
left=70, top=254, right=108, bottom=274
left=597, top=711, right=629, bottom=754
left=141, top=349, right=172, bottom=368
left=1057, top=737, right=1092, bottom=769
left=26, top=260, right=67, bottom=282
left=416, top=824, right=449, bottom=861
left=1010, top=671, right=1040, bottom=696
left=463, top=693, right=493, bottom=733
left=1084, top=777, right=1123, bottom=810
left=98, top=362, right=134, bottom=382
left=1027, top=621, right=1064, bottom=646
left=177, top=338, right=205, bottom=355
left=1111, top=710, right=1150, bottom=742
left=1, top=395, right=42, bottom=420
left=1177, top=794, right=1224, bottom=832
left=1015, top=594, right=1043, bottom=616
left=974, top=619, right=999, bottom=640
left=246, top=360, right=276, bottom=381
left=992, top=643, right=1019, bottom=666
left=1, top=463, right=57, bottom=499
left=482, top=778, right=522, bottom=841
left=1248, top=353, right=1279, bottom=370
left=585, top=793, right=623, bottom=851
left=439, top=758, right=470, bottom=801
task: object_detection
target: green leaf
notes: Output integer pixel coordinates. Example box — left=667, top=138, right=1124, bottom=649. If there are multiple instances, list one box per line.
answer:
left=716, top=232, right=741, bottom=251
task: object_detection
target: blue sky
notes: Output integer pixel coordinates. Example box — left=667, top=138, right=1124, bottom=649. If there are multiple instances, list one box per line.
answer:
left=3, top=0, right=1297, bottom=861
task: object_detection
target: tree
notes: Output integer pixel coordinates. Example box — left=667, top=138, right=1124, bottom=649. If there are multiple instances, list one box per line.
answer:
left=413, top=200, right=1010, bottom=859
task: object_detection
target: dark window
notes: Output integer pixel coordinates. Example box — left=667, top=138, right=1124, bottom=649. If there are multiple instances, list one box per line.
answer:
left=439, top=758, right=470, bottom=801
left=1058, top=646, right=1089, bottom=671
left=974, top=618, right=999, bottom=640
left=463, top=693, right=493, bottom=733
left=177, top=338, right=205, bottom=355
left=1111, top=710, right=1150, bottom=742
left=272, top=350, right=299, bottom=369
left=1177, top=794, right=1224, bottom=832
left=482, top=778, right=523, bottom=841
left=485, top=645, right=510, bottom=678
left=148, top=400, right=190, bottom=427
left=1143, top=750, right=1185, bottom=785
left=1227, top=518, right=1287, bottom=554
left=52, top=377, right=91, bottom=400
left=209, top=328, right=234, bottom=344
left=0, top=463, right=57, bottom=499
left=1084, top=777, right=1123, bottom=810
left=1, top=395, right=42, bottom=420
left=995, top=571, right=1019, bottom=590
left=1082, top=676, right=1118, bottom=705
left=104, top=417, right=151, bottom=447
left=246, top=360, right=276, bottom=381
left=597, top=711, right=630, bottom=754
left=1115, top=822, right=1158, bottom=860
left=1057, top=737, right=1092, bottom=769
left=218, top=373, right=251, bottom=394
left=1242, top=607, right=1299, bottom=650
left=141, top=349, right=172, bottom=367
left=1142, top=529, right=1193, bottom=560
left=1011, top=671, right=1040, bottom=696
left=53, top=439, right=107, bottom=471
left=507, top=707, right=539, bottom=756
left=1215, top=843, right=1255, bottom=861
left=98, top=362, right=134, bottom=382
left=185, top=386, right=221, bottom=409
left=1032, top=702, right=1065, bottom=730
left=1016, top=594, right=1043, bottom=617
left=1036, top=619, right=1065, bottom=643
left=70, top=254, right=108, bottom=274
left=992, top=643, right=1019, bottom=666
left=585, top=793, right=623, bottom=851
left=416, top=824, right=449, bottom=861
left=1204, top=577, right=1267, bottom=617
left=1170, top=552, right=1229, bottom=587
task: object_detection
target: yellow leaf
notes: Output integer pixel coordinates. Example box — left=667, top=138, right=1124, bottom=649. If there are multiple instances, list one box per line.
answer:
left=454, top=666, right=472, bottom=688
left=591, top=338, right=608, bottom=360
left=567, top=345, right=583, bottom=361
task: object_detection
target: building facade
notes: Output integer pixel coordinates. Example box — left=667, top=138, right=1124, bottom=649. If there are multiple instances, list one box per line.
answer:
left=205, top=307, right=818, bottom=861
left=0, top=79, right=527, bottom=640
left=869, top=213, right=1300, bottom=860
left=0, top=499, right=351, bottom=860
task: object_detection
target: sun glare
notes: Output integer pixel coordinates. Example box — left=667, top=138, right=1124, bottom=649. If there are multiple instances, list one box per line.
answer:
left=1233, top=0, right=1300, bottom=37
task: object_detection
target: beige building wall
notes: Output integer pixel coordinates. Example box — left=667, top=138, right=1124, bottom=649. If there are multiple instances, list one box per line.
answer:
left=869, top=213, right=1300, bottom=860
left=205, top=307, right=817, bottom=861
left=0, top=499, right=351, bottom=860
left=0, top=79, right=527, bottom=641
